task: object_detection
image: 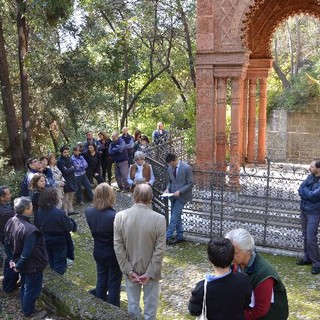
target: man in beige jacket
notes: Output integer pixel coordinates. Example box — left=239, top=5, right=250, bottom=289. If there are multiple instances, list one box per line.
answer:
left=114, top=184, right=166, bottom=320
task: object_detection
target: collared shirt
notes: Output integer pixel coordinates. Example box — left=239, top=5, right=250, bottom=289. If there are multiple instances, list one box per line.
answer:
left=173, top=160, right=181, bottom=177
left=206, top=269, right=232, bottom=282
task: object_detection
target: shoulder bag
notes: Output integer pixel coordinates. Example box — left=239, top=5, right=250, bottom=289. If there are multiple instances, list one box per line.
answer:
left=196, top=278, right=208, bottom=320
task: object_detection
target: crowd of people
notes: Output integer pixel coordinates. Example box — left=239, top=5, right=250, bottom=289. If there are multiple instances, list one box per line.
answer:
left=17, top=124, right=166, bottom=213
left=2, top=127, right=320, bottom=320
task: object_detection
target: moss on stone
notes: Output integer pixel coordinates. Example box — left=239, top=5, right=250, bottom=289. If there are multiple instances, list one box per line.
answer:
left=41, top=269, right=133, bottom=319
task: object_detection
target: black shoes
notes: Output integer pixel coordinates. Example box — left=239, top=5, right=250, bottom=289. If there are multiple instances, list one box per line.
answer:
left=311, top=267, right=320, bottom=275
left=68, top=211, right=80, bottom=216
left=296, top=259, right=312, bottom=266
left=166, top=239, right=184, bottom=245
left=296, top=259, right=320, bottom=274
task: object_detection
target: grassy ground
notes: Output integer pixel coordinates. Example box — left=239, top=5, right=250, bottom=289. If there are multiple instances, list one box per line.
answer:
left=65, top=204, right=320, bottom=320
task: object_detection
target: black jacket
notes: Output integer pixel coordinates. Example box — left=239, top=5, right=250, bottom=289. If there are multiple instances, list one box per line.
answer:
left=5, top=215, right=47, bottom=274
left=0, top=203, right=14, bottom=244
left=189, top=272, right=252, bottom=320
left=36, top=206, right=77, bottom=246
left=85, top=206, right=119, bottom=266
left=57, top=155, right=77, bottom=193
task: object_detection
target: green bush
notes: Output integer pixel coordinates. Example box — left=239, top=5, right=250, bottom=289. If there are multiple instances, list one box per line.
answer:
left=0, top=167, right=26, bottom=199
left=267, top=70, right=320, bottom=114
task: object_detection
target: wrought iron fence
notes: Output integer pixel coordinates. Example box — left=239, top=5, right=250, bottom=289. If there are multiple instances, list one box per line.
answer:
left=147, top=151, right=309, bottom=252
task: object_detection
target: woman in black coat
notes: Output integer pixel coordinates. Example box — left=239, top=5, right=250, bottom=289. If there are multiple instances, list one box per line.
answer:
left=98, top=132, right=113, bottom=185
left=85, top=183, right=122, bottom=306
left=83, top=142, right=104, bottom=185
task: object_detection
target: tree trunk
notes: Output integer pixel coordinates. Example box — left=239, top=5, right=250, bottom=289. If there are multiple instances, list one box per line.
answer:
left=286, top=21, right=294, bottom=79
left=0, top=15, right=24, bottom=170
left=120, top=64, right=170, bottom=128
left=17, top=0, right=31, bottom=159
left=176, top=0, right=196, bottom=88
left=273, top=36, right=290, bottom=90
left=169, top=73, right=187, bottom=104
left=122, top=34, right=129, bottom=129
left=294, top=17, right=301, bottom=76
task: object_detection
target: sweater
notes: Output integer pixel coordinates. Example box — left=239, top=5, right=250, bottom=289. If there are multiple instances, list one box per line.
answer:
left=189, top=272, right=252, bottom=320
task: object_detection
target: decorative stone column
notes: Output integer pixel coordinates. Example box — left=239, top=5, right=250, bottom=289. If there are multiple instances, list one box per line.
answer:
left=195, top=66, right=216, bottom=170
left=247, top=78, right=257, bottom=163
left=229, top=77, right=244, bottom=186
left=196, top=52, right=249, bottom=172
left=195, top=0, right=215, bottom=170
left=242, top=79, right=249, bottom=161
left=246, top=59, right=273, bottom=163
left=216, top=78, right=227, bottom=172
left=257, top=78, right=267, bottom=163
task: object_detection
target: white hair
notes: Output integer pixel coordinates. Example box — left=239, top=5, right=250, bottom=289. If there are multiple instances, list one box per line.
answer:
left=225, top=228, right=255, bottom=253
left=14, top=197, right=32, bottom=215
left=134, top=151, right=145, bottom=160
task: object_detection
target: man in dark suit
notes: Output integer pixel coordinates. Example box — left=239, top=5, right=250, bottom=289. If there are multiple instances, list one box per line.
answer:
left=164, top=153, right=193, bottom=245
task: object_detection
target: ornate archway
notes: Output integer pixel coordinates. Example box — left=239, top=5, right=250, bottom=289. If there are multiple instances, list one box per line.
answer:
left=195, top=0, right=320, bottom=176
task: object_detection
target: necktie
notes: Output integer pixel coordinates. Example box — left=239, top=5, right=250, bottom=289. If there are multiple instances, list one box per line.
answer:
left=173, top=166, right=177, bottom=179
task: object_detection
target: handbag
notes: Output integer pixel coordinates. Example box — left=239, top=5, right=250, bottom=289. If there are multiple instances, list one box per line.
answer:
left=196, top=278, right=208, bottom=320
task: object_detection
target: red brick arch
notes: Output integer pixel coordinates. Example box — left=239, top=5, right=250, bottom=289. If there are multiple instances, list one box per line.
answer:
left=244, top=1, right=320, bottom=58
left=195, top=0, right=320, bottom=175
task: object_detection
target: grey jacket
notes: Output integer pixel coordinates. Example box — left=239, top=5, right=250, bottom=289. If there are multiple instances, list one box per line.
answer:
left=166, top=160, right=193, bottom=204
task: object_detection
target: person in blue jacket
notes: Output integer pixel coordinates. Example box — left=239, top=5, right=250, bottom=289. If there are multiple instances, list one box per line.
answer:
left=297, top=158, right=320, bottom=274
left=109, top=131, right=130, bottom=192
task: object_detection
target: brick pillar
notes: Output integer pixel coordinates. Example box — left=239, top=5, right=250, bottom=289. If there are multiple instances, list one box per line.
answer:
left=229, top=78, right=243, bottom=186
left=216, top=78, right=227, bottom=172
left=195, top=67, right=216, bottom=169
left=242, top=79, right=249, bottom=160
left=257, top=78, right=267, bottom=163
left=247, top=78, right=257, bottom=163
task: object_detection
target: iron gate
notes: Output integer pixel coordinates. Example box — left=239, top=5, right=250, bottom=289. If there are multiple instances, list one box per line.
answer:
left=148, top=155, right=309, bottom=252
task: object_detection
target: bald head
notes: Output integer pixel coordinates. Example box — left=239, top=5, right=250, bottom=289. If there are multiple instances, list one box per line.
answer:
left=133, top=184, right=153, bottom=204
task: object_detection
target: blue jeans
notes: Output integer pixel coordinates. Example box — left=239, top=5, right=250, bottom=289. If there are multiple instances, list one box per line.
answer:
left=95, top=262, right=122, bottom=306
left=166, top=198, right=184, bottom=240
left=75, top=174, right=93, bottom=202
left=2, top=256, right=20, bottom=292
left=46, top=244, right=67, bottom=275
left=301, top=211, right=320, bottom=267
left=20, top=272, right=43, bottom=316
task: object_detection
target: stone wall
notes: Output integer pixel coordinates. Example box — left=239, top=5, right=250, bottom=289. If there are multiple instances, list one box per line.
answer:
left=41, top=269, right=133, bottom=319
left=267, top=100, right=320, bottom=163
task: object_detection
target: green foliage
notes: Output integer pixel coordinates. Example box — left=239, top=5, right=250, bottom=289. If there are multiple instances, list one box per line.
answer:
left=267, top=69, right=320, bottom=114
left=268, top=16, right=320, bottom=115
left=30, top=0, right=75, bottom=26
left=0, top=167, right=25, bottom=199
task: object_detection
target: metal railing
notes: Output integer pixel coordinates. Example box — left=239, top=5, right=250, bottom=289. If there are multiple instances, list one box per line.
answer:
left=147, top=133, right=309, bottom=252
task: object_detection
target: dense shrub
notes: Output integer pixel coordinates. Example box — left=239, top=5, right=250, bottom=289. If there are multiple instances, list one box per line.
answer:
left=0, top=167, right=25, bottom=199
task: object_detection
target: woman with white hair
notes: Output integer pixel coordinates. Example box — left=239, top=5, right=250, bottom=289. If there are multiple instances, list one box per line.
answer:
left=127, top=151, right=155, bottom=192
left=225, top=228, right=289, bottom=320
